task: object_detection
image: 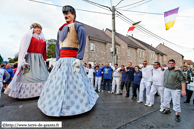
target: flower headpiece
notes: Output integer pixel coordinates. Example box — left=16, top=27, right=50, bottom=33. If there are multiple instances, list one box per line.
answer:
left=30, top=23, right=42, bottom=30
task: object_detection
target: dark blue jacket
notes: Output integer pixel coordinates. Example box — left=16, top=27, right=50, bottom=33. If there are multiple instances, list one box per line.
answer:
left=94, top=67, right=103, bottom=77
left=133, top=71, right=142, bottom=85
left=126, top=67, right=135, bottom=81
left=120, top=70, right=129, bottom=81
left=101, top=66, right=113, bottom=79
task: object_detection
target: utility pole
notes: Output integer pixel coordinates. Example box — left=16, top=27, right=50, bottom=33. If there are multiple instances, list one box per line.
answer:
left=112, top=6, right=116, bottom=66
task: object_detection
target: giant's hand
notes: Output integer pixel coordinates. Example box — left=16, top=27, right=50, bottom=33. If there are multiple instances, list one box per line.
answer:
left=72, top=59, right=81, bottom=73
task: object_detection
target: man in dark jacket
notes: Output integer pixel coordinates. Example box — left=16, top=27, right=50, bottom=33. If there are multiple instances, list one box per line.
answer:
left=162, top=59, right=186, bottom=122
left=126, top=62, right=135, bottom=97
left=184, top=68, right=194, bottom=104
left=118, top=65, right=129, bottom=97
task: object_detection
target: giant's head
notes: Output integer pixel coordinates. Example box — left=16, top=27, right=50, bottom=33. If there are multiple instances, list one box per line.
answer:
left=30, top=23, right=42, bottom=34
left=62, top=5, right=76, bottom=23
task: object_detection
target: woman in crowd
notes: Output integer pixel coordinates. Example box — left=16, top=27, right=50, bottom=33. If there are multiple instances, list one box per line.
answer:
left=131, top=66, right=142, bottom=100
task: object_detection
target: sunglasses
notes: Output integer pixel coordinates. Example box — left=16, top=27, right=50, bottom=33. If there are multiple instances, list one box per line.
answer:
left=143, top=63, right=147, bottom=65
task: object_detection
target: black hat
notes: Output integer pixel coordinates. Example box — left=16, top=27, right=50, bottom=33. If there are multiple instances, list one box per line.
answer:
left=62, top=5, right=76, bottom=16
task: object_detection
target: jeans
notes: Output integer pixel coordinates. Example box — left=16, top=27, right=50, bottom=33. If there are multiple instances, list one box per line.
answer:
left=103, top=79, right=111, bottom=91
left=121, top=81, right=129, bottom=94
left=132, top=84, right=139, bottom=97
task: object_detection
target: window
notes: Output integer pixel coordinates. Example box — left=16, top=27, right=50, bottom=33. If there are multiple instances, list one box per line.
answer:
left=90, top=43, right=94, bottom=52
left=164, top=56, right=166, bottom=62
left=152, top=53, right=154, bottom=59
left=139, top=51, right=141, bottom=58
left=151, top=52, right=154, bottom=60
left=128, top=48, right=130, bottom=56
left=141, top=51, right=144, bottom=58
left=139, top=50, right=144, bottom=58
left=156, top=54, right=158, bottom=61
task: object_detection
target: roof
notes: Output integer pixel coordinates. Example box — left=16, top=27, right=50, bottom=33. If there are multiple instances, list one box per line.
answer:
left=184, top=60, right=194, bottom=65
left=156, top=43, right=184, bottom=57
left=129, top=36, right=166, bottom=55
left=76, top=21, right=120, bottom=46
left=106, top=28, right=145, bottom=50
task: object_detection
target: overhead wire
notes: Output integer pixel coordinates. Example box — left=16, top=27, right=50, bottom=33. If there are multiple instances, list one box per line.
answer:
left=115, top=0, right=124, bottom=7
left=117, top=0, right=144, bottom=9
left=82, top=0, right=111, bottom=11
left=116, top=12, right=193, bottom=50
left=29, top=0, right=111, bottom=15
left=127, top=0, right=152, bottom=9
left=28, top=0, right=193, bottom=50
left=116, top=9, right=194, bottom=18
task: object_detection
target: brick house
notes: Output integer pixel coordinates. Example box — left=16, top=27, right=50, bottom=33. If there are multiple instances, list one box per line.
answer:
left=105, top=29, right=145, bottom=66
left=184, top=60, right=194, bottom=68
left=156, top=43, right=184, bottom=67
left=128, top=36, right=167, bottom=65
left=78, top=22, right=120, bottom=67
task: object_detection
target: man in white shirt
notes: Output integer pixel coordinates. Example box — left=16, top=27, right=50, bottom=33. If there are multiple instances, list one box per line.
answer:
left=137, top=61, right=153, bottom=106
left=148, top=62, right=166, bottom=111
left=83, top=63, right=89, bottom=74
left=87, top=64, right=95, bottom=86
left=112, top=64, right=120, bottom=94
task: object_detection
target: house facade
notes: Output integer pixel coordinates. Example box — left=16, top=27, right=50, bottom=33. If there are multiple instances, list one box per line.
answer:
left=78, top=21, right=184, bottom=68
left=156, top=43, right=184, bottom=67
left=78, top=22, right=120, bottom=67
left=105, top=29, right=145, bottom=66
left=128, top=36, right=167, bottom=65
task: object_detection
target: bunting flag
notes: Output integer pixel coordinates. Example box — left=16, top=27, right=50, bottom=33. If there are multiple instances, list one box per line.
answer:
left=164, top=7, right=179, bottom=30
left=128, top=21, right=141, bottom=32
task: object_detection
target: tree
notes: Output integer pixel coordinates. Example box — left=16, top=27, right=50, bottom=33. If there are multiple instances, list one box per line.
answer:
left=8, top=53, right=18, bottom=63
left=47, top=39, right=56, bottom=58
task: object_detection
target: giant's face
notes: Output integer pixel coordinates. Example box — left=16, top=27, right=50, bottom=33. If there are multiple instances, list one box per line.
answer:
left=64, top=12, right=75, bottom=23
left=33, top=27, right=41, bottom=34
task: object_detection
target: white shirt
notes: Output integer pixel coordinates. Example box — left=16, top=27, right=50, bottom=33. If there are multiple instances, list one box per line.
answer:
left=88, top=68, right=95, bottom=78
left=112, top=67, right=120, bottom=78
left=152, top=67, right=166, bottom=86
left=142, top=65, right=153, bottom=82
left=84, top=67, right=89, bottom=73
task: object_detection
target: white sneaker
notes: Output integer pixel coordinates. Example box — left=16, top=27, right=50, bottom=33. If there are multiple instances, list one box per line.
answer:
left=137, top=101, right=143, bottom=103
left=148, top=104, right=153, bottom=107
left=145, top=103, right=149, bottom=106
left=98, top=90, right=101, bottom=93
left=108, top=91, right=111, bottom=93
left=102, top=90, right=104, bottom=92
left=159, top=109, right=164, bottom=112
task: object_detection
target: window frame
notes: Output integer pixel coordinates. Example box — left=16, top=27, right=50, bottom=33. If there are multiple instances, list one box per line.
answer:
left=90, top=43, right=95, bottom=53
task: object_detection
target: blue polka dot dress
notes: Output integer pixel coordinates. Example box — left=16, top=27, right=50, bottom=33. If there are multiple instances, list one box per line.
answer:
left=38, top=58, right=99, bottom=116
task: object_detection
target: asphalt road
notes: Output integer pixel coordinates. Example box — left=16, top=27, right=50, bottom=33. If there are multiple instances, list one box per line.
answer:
left=0, top=88, right=194, bottom=129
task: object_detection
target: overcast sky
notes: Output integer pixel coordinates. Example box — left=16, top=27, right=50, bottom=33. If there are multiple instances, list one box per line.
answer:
left=0, top=0, right=194, bottom=62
